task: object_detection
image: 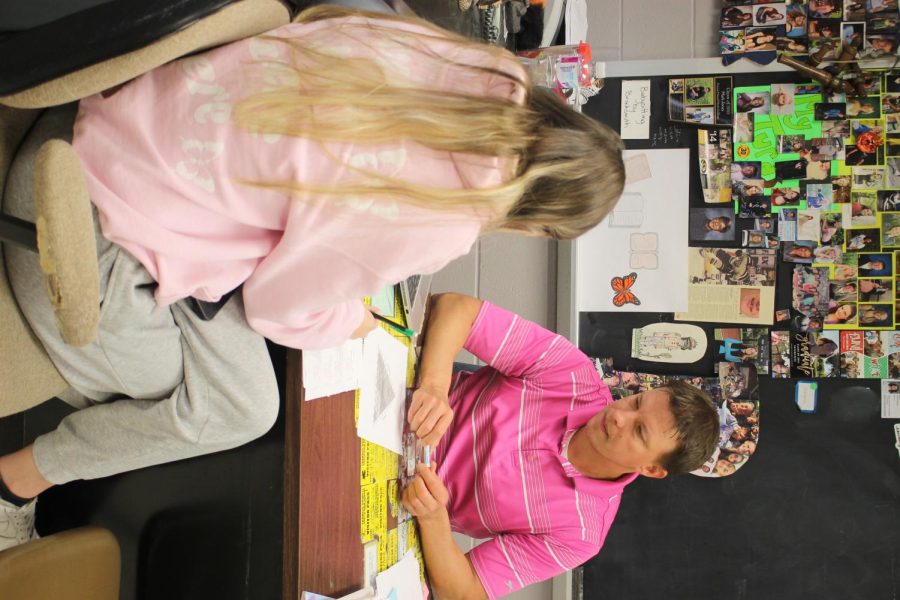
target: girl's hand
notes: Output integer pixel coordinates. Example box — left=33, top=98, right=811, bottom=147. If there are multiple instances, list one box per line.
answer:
left=350, top=307, right=379, bottom=339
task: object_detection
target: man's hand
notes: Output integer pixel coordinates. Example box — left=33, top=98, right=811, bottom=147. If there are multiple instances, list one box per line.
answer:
left=407, top=383, right=453, bottom=446
left=401, top=463, right=449, bottom=524
left=350, top=306, right=378, bottom=339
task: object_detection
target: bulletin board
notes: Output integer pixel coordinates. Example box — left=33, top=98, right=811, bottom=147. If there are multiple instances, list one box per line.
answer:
left=573, top=69, right=899, bottom=599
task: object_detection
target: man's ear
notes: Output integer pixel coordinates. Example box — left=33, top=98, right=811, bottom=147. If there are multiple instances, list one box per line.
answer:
left=639, top=464, right=669, bottom=479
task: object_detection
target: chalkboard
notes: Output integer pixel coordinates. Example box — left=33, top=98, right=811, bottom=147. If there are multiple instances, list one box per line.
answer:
left=583, top=377, right=898, bottom=600
left=578, top=72, right=900, bottom=599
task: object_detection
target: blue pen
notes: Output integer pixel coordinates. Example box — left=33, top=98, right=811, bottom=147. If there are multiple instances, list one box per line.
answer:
left=373, top=312, right=415, bottom=338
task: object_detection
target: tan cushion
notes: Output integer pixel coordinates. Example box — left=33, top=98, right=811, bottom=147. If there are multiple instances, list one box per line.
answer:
left=0, top=0, right=290, bottom=109
left=33, top=140, right=100, bottom=347
left=0, top=526, right=120, bottom=600
left=0, top=106, right=68, bottom=417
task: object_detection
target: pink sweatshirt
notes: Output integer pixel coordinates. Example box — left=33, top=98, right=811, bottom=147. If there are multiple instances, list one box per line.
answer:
left=72, top=16, right=526, bottom=349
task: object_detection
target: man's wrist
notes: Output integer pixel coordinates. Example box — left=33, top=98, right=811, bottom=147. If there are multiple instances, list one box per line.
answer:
left=418, top=375, right=451, bottom=396
left=417, top=505, right=450, bottom=528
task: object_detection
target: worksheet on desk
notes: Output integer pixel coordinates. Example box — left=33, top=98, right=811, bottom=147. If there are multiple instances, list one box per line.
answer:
left=302, top=338, right=364, bottom=401
left=357, top=327, right=408, bottom=455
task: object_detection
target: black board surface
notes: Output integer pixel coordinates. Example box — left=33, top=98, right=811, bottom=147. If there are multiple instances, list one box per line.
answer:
left=578, top=71, right=900, bottom=600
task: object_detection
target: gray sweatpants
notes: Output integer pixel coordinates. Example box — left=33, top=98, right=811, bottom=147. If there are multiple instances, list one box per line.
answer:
left=4, top=105, right=279, bottom=485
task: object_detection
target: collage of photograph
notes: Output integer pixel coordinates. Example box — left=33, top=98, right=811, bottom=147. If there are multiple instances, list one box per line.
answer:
left=731, top=70, right=900, bottom=354
left=720, top=0, right=899, bottom=60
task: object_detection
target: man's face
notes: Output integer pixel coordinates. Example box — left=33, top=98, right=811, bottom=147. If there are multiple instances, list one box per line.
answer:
left=581, top=389, right=680, bottom=477
left=715, top=460, right=736, bottom=476
left=707, top=217, right=729, bottom=232
left=731, top=401, right=754, bottom=415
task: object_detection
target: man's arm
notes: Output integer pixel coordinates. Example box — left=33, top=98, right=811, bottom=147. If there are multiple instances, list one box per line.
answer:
left=408, top=293, right=483, bottom=445
left=402, top=464, right=488, bottom=600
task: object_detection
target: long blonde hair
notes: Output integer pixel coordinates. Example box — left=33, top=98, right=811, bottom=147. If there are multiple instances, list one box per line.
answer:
left=233, top=6, right=624, bottom=239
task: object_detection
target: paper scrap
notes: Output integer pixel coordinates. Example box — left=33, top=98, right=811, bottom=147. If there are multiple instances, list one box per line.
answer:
left=358, top=328, right=408, bottom=454
left=363, top=539, right=379, bottom=589
left=337, top=588, right=376, bottom=600
left=375, top=551, right=424, bottom=600
left=794, top=381, right=817, bottom=413
left=303, top=338, right=363, bottom=401
left=620, top=79, right=651, bottom=139
left=894, top=424, right=900, bottom=460
left=881, top=380, right=900, bottom=419
left=371, top=284, right=397, bottom=319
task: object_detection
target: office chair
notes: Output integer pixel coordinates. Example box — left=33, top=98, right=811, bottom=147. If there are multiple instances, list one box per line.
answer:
left=0, top=0, right=294, bottom=417
left=0, top=0, right=397, bottom=417
left=0, top=525, right=121, bottom=600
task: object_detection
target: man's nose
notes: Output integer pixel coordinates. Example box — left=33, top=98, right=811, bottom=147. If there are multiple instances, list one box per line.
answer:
left=611, top=408, right=630, bottom=430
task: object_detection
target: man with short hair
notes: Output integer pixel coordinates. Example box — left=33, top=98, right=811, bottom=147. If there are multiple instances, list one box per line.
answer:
left=400, top=293, right=719, bottom=599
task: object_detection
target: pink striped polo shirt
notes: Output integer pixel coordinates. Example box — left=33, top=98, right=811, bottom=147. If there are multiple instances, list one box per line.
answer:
left=433, top=302, right=638, bottom=598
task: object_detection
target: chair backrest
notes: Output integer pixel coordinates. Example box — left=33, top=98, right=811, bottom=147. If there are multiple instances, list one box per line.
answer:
left=0, top=0, right=292, bottom=108
left=0, top=106, right=69, bottom=416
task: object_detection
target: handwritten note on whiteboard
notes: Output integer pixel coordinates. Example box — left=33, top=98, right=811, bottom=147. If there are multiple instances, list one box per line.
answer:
left=620, top=79, right=651, bottom=139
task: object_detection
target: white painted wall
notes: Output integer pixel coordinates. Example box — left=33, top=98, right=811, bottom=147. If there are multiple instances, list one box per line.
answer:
left=430, top=2, right=721, bottom=598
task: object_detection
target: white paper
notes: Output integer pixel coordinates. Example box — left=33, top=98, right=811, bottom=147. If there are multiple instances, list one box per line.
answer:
left=303, top=339, right=364, bottom=401
left=576, top=149, right=690, bottom=313
left=357, top=328, right=408, bottom=455
left=620, top=80, right=651, bottom=139
left=881, top=379, right=900, bottom=418
left=337, top=588, right=376, bottom=600
left=795, top=381, right=818, bottom=413
left=375, top=551, right=424, bottom=600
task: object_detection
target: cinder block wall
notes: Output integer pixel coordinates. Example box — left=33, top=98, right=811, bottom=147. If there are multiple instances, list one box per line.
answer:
left=433, top=2, right=720, bottom=598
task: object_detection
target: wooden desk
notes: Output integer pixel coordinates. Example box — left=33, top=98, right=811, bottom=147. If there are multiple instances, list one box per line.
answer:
left=283, top=348, right=364, bottom=600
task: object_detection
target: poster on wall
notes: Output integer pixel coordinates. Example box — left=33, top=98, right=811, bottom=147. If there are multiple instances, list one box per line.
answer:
left=575, top=149, right=690, bottom=313
left=674, top=248, right=777, bottom=325
left=667, top=76, right=735, bottom=126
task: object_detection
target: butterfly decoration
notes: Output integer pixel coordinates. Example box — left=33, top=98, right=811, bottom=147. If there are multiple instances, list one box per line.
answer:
left=611, top=272, right=641, bottom=307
